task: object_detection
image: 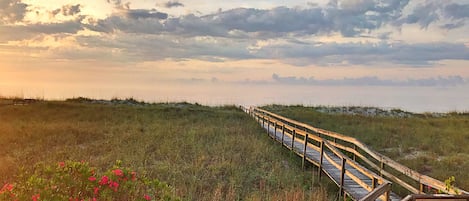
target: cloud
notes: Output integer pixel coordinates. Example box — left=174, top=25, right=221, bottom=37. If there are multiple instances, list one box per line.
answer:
left=0, top=19, right=84, bottom=42
left=126, top=9, right=168, bottom=19
left=51, top=4, right=81, bottom=17
left=85, top=1, right=468, bottom=39
left=106, top=0, right=130, bottom=10
left=62, top=4, right=81, bottom=16
left=74, top=32, right=254, bottom=62
left=2, top=0, right=469, bottom=67
left=0, top=0, right=28, bottom=24
left=253, top=41, right=469, bottom=66
left=164, top=1, right=184, bottom=8
left=126, top=9, right=168, bottom=20
left=271, top=73, right=467, bottom=87
left=444, top=3, right=469, bottom=19
left=396, top=2, right=439, bottom=29
left=86, top=1, right=411, bottom=38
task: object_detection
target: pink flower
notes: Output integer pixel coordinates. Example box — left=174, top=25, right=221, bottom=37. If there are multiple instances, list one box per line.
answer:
left=131, top=171, right=136, bottom=181
left=1, top=183, right=13, bottom=193
left=32, top=194, right=40, bottom=201
left=144, top=194, right=151, bottom=200
left=99, top=176, right=109, bottom=185
left=112, top=169, right=123, bottom=177
left=109, top=181, right=119, bottom=192
left=58, top=162, right=65, bottom=168
left=88, top=176, right=96, bottom=182
left=93, top=187, right=99, bottom=195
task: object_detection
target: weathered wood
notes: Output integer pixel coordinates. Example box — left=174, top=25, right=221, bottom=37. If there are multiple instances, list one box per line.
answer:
left=281, top=124, right=285, bottom=145
left=359, top=182, right=391, bottom=201
left=402, top=194, right=469, bottom=201
left=339, top=158, right=347, bottom=200
left=302, top=132, right=309, bottom=170
left=319, top=141, right=324, bottom=180
left=291, top=129, right=296, bottom=150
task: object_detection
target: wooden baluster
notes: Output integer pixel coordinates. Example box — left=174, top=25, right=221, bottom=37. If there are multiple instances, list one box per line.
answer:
left=302, top=131, right=309, bottom=170
left=281, top=124, right=285, bottom=146
left=352, top=144, right=357, bottom=161
left=267, top=117, right=270, bottom=135
left=291, top=129, right=296, bottom=150
left=380, top=160, right=384, bottom=177
left=318, top=141, right=324, bottom=180
left=274, top=122, right=277, bottom=140
left=262, top=116, right=265, bottom=128
left=385, top=183, right=391, bottom=201
left=339, top=157, right=347, bottom=201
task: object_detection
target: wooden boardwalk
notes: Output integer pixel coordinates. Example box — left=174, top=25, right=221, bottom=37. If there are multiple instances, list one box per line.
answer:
left=259, top=116, right=400, bottom=201
left=244, top=107, right=469, bottom=201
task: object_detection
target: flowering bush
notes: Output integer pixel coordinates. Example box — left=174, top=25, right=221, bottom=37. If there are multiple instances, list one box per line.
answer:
left=0, top=160, right=179, bottom=201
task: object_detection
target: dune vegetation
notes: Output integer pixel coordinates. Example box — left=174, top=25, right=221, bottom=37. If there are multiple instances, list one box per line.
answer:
left=261, top=105, right=469, bottom=191
left=0, top=99, right=332, bottom=201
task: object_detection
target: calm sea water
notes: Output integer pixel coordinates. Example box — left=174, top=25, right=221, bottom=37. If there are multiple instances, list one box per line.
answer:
left=2, top=83, right=468, bottom=113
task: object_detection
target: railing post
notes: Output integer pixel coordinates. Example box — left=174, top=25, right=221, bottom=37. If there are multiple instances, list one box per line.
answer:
left=419, top=183, right=424, bottom=194
left=274, top=122, right=277, bottom=139
left=380, top=160, right=384, bottom=177
left=353, top=144, right=357, bottom=161
left=372, top=178, right=378, bottom=189
left=262, top=116, right=265, bottom=128
left=385, top=183, right=391, bottom=201
left=281, top=124, right=285, bottom=145
left=339, top=157, right=347, bottom=200
left=291, top=129, right=296, bottom=150
left=318, top=141, right=324, bottom=180
left=267, top=117, right=270, bottom=136
left=302, top=131, right=309, bottom=170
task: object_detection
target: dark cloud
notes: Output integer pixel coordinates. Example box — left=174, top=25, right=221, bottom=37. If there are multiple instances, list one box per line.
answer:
left=51, top=4, right=81, bottom=17
left=164, top=1, right=184, bottom=8
left=440, top=21, right=465, bottom=30
left=444, top=3, right=469, bottom=19
left=87, top=0, right=411, bottom=38
left=0, top=19, right=84, bottom=42
left=0, top=0, right=28, bottom=24
left=62, top=4, right=81, bottom=16
left=395, top=2, right=439, bottom=29
left=106, top=0, right=130, bottom=10
left=75, top=32, right=253, bottom=62
left=85, top=0, right=467, bottom=39
left=126, top=9, right=168, bottom=19
left=271, top=73, right=467, bottom=87
left=254, top=42, right=469, bottom=66
left=396, top=1, right=469, bottom=30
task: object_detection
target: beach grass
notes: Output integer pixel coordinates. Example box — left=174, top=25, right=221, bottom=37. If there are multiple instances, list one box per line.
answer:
left=0, top=99, right=331, bottom=200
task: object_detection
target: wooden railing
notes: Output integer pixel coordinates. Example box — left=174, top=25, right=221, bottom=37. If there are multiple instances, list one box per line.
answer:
left=242, top=106, right=469, bottom=199
left=244, top=106, right=393, bottom=200
left=401, top=194, right=469, bottom=201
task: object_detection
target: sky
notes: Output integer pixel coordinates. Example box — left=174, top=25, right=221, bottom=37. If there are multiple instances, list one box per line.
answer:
left=0, top=0, right=468, bottom=112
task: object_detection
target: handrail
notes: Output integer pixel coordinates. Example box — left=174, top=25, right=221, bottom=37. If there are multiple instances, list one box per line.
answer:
left=401, top=194, right=469, bottom=201
left=360, top=182, right=392, bottom=201
left=247, top=106, right=393, bottom=200
left=251, top=107, right=468, bottom=196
